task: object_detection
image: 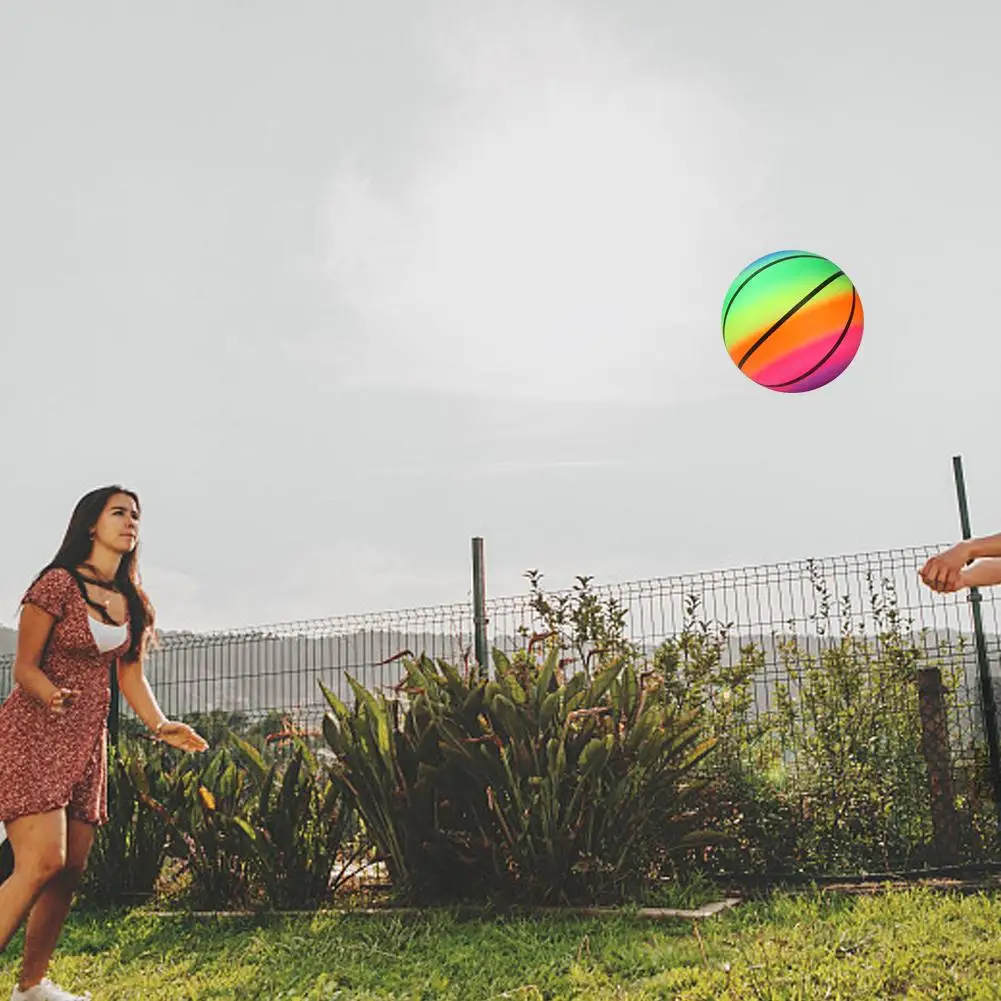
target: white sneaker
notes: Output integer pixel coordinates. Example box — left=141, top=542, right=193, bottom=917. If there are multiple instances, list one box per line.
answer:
left=10, top=979, right=92, bottom=1001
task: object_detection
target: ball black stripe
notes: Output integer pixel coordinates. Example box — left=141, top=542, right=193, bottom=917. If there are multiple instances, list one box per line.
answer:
left=737, top=270, right=846, bottom=370
left=761, top=286, right=858, bottom=390
left=721, top=252, right=824, bottom=337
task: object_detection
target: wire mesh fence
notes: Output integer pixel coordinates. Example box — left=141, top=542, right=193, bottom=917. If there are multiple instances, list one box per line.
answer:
left=487, top=545, right=997, bottom=769
left=128, top=602, right=477, bottom=737
left=2, top=542, right=1000, bottom=875
left=486, top=546, right=1001, bottom=872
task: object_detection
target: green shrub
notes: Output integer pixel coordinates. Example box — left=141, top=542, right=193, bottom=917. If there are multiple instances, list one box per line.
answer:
left=130, top=729, right=361, bottom=911
left=322, top=646, right=718, bottom=905
left=79, top=738, right=179, bottom=906
left=228, top=733, right=361, bottom=909
left=139, top=743, right=257, bottom=909
left=709, top=570, right=947, bottom=874
left=522, top=566, right=976, bottom=877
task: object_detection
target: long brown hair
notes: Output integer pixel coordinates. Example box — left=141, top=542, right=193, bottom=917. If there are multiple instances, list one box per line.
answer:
left=26, top=485, right=157, bottom=662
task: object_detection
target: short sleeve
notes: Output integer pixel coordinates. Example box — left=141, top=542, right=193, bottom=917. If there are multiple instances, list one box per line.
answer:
left=22, top=568, right=71, bottom=621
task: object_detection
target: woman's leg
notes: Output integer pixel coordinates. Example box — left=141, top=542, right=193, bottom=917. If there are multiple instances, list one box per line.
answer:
left=17, top=816, right=94, bottom=990
left=0, top=811, right=67, bottom=954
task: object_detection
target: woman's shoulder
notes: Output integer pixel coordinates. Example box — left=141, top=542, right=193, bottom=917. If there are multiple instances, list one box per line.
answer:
left=22, top=566, right=76, bottom=618
left=32, top=566, right=76, bottom=590
left=40, top=565, right=73, bottom=580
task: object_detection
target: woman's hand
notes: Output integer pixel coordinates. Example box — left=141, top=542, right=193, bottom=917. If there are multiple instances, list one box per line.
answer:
left=47, top=687, right=81, bottom=714
left=156, top=721, right=209, bottom=752
left=920, top=542, right=973, bottom=593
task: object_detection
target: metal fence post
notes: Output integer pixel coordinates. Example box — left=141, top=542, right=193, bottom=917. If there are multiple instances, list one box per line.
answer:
left=952, top=454, right=1001, bottom=833
left=472, top=537, right=489, bottom=673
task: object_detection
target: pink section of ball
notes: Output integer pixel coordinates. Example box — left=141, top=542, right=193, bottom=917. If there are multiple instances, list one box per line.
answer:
left=751, top=323, right=863, bottom=393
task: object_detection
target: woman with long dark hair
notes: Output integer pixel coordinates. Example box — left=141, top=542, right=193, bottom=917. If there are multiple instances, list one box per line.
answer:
left=0, top=486, right=207, bottom=1001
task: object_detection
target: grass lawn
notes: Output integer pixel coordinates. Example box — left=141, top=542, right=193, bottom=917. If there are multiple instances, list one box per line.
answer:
left=2, top=888, right=1000, bottom=1000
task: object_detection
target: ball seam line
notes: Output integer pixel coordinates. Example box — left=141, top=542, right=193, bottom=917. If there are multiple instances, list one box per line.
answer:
left=736, top=269, right=846, bottom=370
left=721, top=251, right=823, bottom=336
left=759, top=285, right=859, bottom=390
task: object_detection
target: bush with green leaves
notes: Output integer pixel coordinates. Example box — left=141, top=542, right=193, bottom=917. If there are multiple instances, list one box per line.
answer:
left=321, top=645, right=718, bottom=905
left=681, top=571, right=965, bottom=875
left=763, top=571, right=954, bottom=872
left=78, top=738, right=177, bottom=907
left=227, top=733, right=361, bottom=909
left=82, top=726, right=359, bottom=911
left=523, top=565, right=982, bottom=877
left=131, top=741, right=257, bottom=908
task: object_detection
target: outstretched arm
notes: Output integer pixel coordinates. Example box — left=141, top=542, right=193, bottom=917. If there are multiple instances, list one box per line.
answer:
left=958, top=558, right=1001, bottom=590
left=117, top=658, right=208, bottom=752
left=921, top=532, right=1001, bottom=593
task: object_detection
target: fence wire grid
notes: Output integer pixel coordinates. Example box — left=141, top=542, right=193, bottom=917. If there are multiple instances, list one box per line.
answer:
left=2, top=543, right=1001, bottom=876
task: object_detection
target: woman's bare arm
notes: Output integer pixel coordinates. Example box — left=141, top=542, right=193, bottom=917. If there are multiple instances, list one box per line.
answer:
left=13, top=605, right=64, bottom=706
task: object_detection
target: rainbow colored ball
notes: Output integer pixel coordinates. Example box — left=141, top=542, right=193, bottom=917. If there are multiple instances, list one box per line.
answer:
left=721, top=251, right=864, bottom=393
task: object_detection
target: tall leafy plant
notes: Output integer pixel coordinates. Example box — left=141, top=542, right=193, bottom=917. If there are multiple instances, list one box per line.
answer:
left=139, top=743, right=257, bottom=909
left=79, top=739, right=177, bottom=906
left=322, top=645, right=718, bottom=905
left=228, top=732, right=363, bottom=908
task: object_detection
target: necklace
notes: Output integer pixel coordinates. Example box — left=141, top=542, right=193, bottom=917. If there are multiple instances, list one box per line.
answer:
left=74, top=564, right=123, bottom=623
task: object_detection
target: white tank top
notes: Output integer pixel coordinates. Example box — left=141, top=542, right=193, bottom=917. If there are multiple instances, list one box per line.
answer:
left=89, top=616, right=128, bottom=653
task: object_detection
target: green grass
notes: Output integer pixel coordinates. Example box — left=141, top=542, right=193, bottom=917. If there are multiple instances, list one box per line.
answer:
left=3, top=889, right=1001, bottom=999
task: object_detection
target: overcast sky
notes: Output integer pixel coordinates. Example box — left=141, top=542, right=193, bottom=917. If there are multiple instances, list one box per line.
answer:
left=1, top=0, right=999, bottom=632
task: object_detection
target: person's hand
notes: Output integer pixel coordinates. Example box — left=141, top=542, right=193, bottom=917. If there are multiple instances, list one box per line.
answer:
left=157, top=721, right=209, bottom=752
left=47, top=688, right=81, bottom=714
left=920, top=542, right=973, bottom=593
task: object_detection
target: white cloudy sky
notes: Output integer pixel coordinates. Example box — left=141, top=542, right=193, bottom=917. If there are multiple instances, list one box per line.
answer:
left=1, top=0, right=999, bottom=631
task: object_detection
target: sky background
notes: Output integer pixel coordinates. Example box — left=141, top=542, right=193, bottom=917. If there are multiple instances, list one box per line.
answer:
left=1, top=0, right=999, bottom=632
